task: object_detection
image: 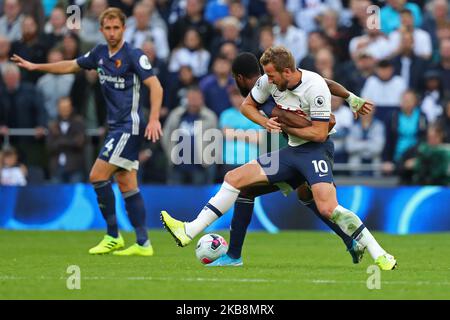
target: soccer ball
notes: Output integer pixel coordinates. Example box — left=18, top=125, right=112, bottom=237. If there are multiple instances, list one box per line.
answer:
left=195, top=233, right=228, bottom=264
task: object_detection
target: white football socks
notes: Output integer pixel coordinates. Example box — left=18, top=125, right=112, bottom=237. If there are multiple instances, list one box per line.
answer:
left=331, top=205, right=386, bottom=259
left=185, top=182, right=240, bottom=239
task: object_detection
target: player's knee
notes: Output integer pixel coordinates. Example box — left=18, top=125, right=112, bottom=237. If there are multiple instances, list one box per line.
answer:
left=315, top=202, right=334, bottom=219
left=224, top=169, right=242, bottom=189
left=89, top=171, right=103, bottom=184
left=116, top=177, right=136, bottom=193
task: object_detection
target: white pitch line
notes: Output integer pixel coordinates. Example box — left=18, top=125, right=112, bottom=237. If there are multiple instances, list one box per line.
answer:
left=1, top=275, right=450, bottom=287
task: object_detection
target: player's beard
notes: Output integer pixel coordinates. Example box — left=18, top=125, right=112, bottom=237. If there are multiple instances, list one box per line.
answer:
left=276, top=78, right=289, bottom=92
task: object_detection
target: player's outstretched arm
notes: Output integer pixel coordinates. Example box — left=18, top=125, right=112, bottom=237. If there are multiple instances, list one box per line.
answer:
left=143, top=76, right=163, bottom=143
left=324, top=78, right=373, bottom=119
left=11, top=54, right=81, bottom=74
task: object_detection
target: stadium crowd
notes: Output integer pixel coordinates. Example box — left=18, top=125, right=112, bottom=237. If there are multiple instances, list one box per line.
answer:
left=0, top=0, right=449, bottom=186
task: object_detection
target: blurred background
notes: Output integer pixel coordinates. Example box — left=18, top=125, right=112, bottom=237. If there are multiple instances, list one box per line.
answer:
left=0, top=0, right=449, bottom=233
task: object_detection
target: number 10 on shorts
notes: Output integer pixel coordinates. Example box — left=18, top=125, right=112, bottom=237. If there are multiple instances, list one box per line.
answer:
left=312, top=160, right=329, bottom=175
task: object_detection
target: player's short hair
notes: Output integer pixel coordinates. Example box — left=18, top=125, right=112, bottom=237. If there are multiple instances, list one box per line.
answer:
left=231, top=52, right=261, bottom=78
left=260, top=46, right=296, bottom=73
left=99, top=7, right=126, bottom=27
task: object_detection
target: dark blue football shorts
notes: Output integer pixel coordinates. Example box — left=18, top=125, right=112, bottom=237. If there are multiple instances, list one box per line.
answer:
left=98, top=130, right=143, bottom=171
left=257, top=138, right=334, bottom=193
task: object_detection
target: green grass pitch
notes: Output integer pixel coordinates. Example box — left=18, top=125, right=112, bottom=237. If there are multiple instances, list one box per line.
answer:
left=1, top=230, right=449, bottom=299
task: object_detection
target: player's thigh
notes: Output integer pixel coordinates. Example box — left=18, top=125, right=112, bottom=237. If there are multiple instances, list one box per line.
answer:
left=89, top=158, right=119, bottom=182
left=115, top=169, right=138, bottom=193
left=310, top=182, right=338, bottom=219
left=256, top=147, right=299, bottom=189
left=224, top=160, right=270, bottom=189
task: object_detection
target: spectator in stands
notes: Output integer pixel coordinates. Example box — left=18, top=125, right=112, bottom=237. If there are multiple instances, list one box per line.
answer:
left=79, top=0, right=108, bottom=46
left=162, top=86, right=218, bottom=185
left=70, top=69, right=106, bottom=130
left=422, top=0, right=449, bottom=59
left=380, top=0, right=423, bottom=35
left=141, top=39, right=169, bottom=116
left=314, top=48, right=337, bottom=80
left=43, top=6, right=67, bottom=50
left=345, top=0, right=372, bottom=40
left=199, top=55, right=234, bottom=117
left=107, top=0, right=135, bottom=17
left=257, top=0, right=286, bottom=28
left=317, top=8, right=352, bottom=63
left=330, top=96, right=354, bottom=164
left=60, top=32, right=81, bottom=61
left=219, top=86, right=261, bottom=175
left=10, top=15, right=47, bottom=83
left=299, top=31, right=331, bottom=70
left=47, top=97, right=86, bottom=183
left=397, top=124, right=449, bottom=185
left=273, top=10, right=307, bottom=66
left=168, top=0, right=214, bottom=50
left=433, top=39, right=450, bottom=100
left=286, top=0, right=342, bottom=33
left=124, top=2, right=169, bottom=60
left=0, top=35, right=10, bottom=72
left=337, top=49, right=376, bottom=95
left=385, top=90, right=428, bottom=169
left=139, top=0, right=169, bottom=35
left=361, top=59, right=407, bottom=127
left=0, top=62, right=46, bottom=170
left=388, top=9, right=432, bottom=60
left=36, top=48, right=75, bottom=121
left=227, top=0, right=257, bottom=46
left=141, top=39, right=168, bottom=86
left=436, top=100, right=450, bottom=143
left=254, top=26, right=275, bottom=59
left=349, top=25, right=394, bottom=61
left=0, top=146, right=27, bottom=186
left=168, top=28, right=210, bottom=78
left=210, top=16, right=254, bottom=58
left=390, top=30, right=430, bottom=92
left=0, top=0, right=23, bottom=41
left=204, top=0, right=229, bottom=26
left=167, top=65, right=198, bottom=112
left=218, top=41, right=238, bottom=62
left=346, top=106, right=386, bottom=176
left=420, top=70, right=444, bottom=123
left=18, top=0, right=44, bottom=32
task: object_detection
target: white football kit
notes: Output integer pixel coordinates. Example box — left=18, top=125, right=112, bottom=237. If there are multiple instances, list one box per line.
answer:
left=250, top=68, right=334, bottom=146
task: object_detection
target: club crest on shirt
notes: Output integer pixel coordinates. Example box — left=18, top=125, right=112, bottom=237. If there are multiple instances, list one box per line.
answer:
left=115, top=59, right=122, bottom=68
left=314, top=96, right=325, bottom=107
